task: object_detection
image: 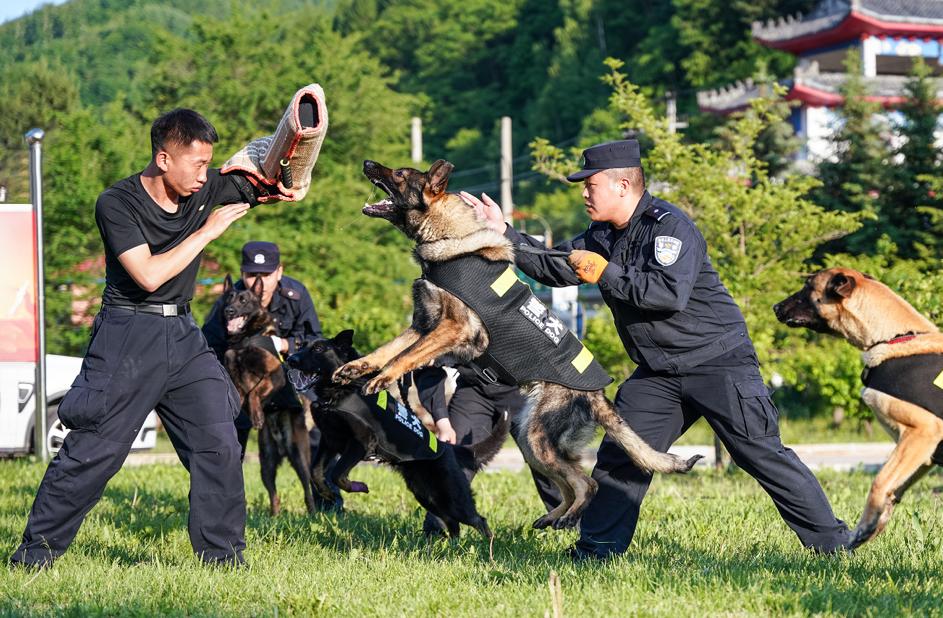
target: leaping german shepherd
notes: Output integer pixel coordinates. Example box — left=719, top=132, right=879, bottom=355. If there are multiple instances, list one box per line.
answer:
left=333, top=159, right=700, bottom=531
left=775, top=267, right=943, bottom=549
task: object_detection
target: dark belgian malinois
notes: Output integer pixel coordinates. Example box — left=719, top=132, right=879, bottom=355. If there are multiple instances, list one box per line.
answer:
left=286, top=329, right=506, bottom=546
left=333, top=159, right=700, bottom=531
left=221, top=274, right=317, bottom=515
left=775, top=267, right=943, bottom=549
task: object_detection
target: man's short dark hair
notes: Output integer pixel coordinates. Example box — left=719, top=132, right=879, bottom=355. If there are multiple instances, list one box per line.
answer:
left=603, top=167, right=645, bottom=190
left=150, top=108, right=219, bottom=157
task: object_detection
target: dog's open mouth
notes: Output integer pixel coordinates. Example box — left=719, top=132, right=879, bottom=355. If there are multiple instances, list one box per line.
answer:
left=287, top=367, right=319, bottom=394
left=363, top=178, right=396, bottom=218
left=226, top=315, right=247, bottom=335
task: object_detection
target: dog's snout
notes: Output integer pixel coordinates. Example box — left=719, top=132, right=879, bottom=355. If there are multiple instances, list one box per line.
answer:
left=363, top=160, right=377, bottom=171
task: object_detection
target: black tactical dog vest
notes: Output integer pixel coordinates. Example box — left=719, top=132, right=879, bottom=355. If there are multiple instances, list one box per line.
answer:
left=862, top=353, right=943, bottom=464
left=334, top=389, right=442, bottom=461
left=423, top=255, right=612, bottom=391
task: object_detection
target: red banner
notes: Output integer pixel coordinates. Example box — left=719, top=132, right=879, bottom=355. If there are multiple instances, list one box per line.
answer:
left=0, top=205, right=37, bottom=362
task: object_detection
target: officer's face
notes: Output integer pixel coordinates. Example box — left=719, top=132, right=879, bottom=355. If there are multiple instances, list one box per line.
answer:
left=582, top=172, right=628, bottom=226
left=242, top=265, right=284, bottom=308
left=156, top=140, right=213, bottom=198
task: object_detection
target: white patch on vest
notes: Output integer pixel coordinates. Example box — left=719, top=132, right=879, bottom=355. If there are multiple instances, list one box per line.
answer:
left=393, top=401, right=424, bottom=438
left=654, top=236, right=682, bottom=266
left=519, top=295, right=566, bottom=345
left=254, top=253, right=266, bottom=265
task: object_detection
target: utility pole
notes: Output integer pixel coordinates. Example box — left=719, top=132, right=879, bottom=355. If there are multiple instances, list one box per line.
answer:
left=500, top=116, right=513, bottom=223
left=666, top=92, right=688, bottom=134
left=411, top=117, right=422, bottom=164
left=26, top=128, right=48, bottom=462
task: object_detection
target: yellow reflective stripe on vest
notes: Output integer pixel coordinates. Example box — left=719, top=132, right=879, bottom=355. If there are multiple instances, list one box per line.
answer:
left=428, top=431, right=438, bottom=453
left=934, top=369, right=943, bottom=391
left=571, top=346, right=594, bottom=373
left=376, top=390, right=388, bottom=410
left=490, top=267, right=519, bottom=297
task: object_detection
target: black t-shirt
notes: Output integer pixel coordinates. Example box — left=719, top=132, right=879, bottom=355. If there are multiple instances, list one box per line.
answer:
left=95, top=169, right=256, bottom=305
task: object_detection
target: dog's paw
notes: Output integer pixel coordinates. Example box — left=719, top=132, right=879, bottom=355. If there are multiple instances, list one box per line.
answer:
left=333, top=361, right=375, bottom=385
left=532, top=515, right=556, bottom=530
left=363, top=373, right=395, bottom=396
left=553, top=514, right=580, bottom=530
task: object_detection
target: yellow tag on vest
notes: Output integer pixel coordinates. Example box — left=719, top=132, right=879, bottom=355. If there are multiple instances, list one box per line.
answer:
left=571, top=346, right=594, bottom=373
left=490, top=267, right=519, bottom=297
left=428, top=431, right=438, bottom=453
left=934, top=369, right=943, bottom=391
left=376, top=390, right=388, bottom=410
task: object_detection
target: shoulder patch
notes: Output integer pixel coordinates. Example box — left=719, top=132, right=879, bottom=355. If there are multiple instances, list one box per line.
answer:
left=654, top=236, right=683, bottom=266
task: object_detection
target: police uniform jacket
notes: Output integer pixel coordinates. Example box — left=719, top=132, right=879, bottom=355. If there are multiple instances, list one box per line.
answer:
left=506, top=191, right=751, bottom=375
left=202, top=275, right=322, bottom=360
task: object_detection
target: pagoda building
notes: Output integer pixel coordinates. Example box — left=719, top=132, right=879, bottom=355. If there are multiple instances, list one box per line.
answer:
left=697, top=0, right=943, bottom=161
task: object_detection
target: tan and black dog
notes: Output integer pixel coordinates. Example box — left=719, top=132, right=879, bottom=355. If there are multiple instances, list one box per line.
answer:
left=333, top=159, right=700, bottom=531
left=221, top=274, right=317, bottom=515
left=774, top=267, right=943, bottom=549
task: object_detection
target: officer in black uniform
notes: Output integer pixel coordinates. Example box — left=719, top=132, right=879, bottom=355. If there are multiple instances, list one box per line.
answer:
left=409, top=366, right=562, bottom=535
left=461, top=139, right=850, bottom=560
left=11, top=109, right=258, bottom=568
left=202, top=241, right=322, bottom=458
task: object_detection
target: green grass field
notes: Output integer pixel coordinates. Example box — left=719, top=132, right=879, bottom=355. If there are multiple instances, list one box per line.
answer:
left=2, top=459, right=942, bottom=617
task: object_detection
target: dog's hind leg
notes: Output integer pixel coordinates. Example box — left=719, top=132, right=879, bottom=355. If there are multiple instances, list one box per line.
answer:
left=552, top=462, right=598, bottom=530
left=850, top=391, right=943, bottom=549
left=259, top=425, right=281, bottom=516
left=310, top=442, right=343, bottom=510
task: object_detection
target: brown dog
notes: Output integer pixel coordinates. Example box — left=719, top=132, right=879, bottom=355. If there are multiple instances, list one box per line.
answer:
left=774, top=267, right=943, bottom=549
left=333, top=159, right=700, bottom=531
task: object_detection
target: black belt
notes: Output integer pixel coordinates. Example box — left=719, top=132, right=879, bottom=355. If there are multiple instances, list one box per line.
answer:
left=106, top=302, right=191, bottom=317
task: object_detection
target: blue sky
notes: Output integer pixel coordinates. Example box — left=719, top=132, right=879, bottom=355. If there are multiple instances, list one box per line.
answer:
left=1, top=0, right=68, bottom=25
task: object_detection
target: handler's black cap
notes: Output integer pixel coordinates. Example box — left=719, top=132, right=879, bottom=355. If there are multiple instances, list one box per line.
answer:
left=566, top=139, right=642, bottom=182
left=241, top=241, right=280, bottom=274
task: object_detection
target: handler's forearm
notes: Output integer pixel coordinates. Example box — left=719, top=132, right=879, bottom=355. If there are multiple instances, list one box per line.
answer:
left=118, top=228, right=214, bottom=294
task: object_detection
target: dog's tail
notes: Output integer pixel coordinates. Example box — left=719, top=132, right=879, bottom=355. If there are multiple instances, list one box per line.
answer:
left=455, top=410, right=511, bottom=471
left=593, top=394, right=702, bottom=474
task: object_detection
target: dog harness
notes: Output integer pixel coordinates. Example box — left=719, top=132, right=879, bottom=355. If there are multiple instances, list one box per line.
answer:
left=331, top=389, right=441, bottom=461
left=862, top=353, right=943, bottom=464
left=422, top=255, right=613, bottom=391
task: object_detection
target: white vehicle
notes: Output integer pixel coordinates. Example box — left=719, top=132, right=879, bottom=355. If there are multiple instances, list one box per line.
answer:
left=0, top=354, right=158, bottom=457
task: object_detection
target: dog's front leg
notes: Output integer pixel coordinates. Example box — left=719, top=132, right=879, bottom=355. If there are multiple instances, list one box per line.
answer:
left=363, top=320, right=466, bottom=395
left=334, top=328, right=421, bottom=384
left=849, top=392, right=943, bottom=549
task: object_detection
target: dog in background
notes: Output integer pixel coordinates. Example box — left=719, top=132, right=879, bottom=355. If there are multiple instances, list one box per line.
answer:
left=775, top=267, right=943, bottom=549
left=333, top=159, right=700, bottom=531
left=221, top=274, right=317, bottom=515
left=286, top=329, right=507, bottom=545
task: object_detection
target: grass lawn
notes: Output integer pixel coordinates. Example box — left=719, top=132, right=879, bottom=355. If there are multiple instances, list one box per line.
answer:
left=2, top=459, right=942, bottom=617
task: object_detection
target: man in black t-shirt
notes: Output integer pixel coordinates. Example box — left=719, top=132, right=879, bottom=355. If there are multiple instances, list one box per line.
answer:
left=11, top=109, right=259, bottom=568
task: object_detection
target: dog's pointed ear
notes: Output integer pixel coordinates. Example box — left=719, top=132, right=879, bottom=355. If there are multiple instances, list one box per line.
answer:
left=250, top=276, right=265, bottom=298
left=333, top=329, right=355, bottom=349
left=427, top=160, right=454, bottom=196
left=223, top=274, right=233, bottom=293
left=826, top=272, right=856, bottom=300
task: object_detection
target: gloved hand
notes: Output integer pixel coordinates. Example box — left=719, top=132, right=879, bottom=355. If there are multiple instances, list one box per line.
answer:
left=568, top=250, right=609, bottom=284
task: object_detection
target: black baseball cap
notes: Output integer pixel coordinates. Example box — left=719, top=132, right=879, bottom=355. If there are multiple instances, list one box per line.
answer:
left=241, top=241, right=280, bottom=274
left=566, top=139, right=642, bottom=182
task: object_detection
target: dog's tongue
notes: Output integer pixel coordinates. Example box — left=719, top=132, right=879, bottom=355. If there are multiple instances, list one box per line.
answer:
left=226, top=316, right=247, bottom=334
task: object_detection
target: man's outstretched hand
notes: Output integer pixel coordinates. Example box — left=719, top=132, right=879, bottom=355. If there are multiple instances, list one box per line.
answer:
left=458, top=191, right=507, bottom=234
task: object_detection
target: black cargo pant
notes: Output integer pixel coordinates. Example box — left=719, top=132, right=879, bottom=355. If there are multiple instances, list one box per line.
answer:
left=574, top=356, right=850, bottom=558
left=429, top=376, right=561, bottom=521
left=10, top=306, right=246, bottom=567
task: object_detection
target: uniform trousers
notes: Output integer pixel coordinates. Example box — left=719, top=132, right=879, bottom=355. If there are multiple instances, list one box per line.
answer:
left=575, top=355, right=850, bottom=557
left=11, top=306, right=246, bottom=566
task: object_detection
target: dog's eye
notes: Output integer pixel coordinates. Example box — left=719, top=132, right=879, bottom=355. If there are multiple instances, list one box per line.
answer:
left=394, top=170, right=404, bottom=179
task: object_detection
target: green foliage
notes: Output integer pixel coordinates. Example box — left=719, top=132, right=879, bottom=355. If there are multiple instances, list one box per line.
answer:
left=532, top=59, right=872, bottom=421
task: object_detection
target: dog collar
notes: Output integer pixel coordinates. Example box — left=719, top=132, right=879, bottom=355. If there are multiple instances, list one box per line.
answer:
left=867, top=331, right=919, bottom=351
